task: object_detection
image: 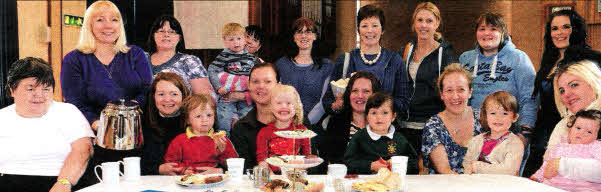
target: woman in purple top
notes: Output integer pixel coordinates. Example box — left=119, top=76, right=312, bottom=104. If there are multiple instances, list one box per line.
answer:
left=60, top=1, right=151, bottom=188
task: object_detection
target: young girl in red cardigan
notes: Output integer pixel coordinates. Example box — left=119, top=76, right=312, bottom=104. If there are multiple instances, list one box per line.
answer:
left=164, top=94, right=238, bottom=175
left=256, top=84, right=311, bottom=172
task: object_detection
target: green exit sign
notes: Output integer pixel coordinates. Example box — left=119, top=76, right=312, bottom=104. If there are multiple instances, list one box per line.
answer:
left=64, top=15, right=83, bottom=26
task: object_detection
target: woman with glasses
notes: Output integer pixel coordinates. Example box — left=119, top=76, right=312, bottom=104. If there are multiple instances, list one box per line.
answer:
left=145, top=15, right=213, bottom=95
left=60, top=0, right=152, bottom=187
left=275, top=17, right=334, bottom=127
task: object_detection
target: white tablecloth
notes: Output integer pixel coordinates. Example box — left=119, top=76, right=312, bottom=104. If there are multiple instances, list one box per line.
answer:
left=77, top=174, right=566, bottom=192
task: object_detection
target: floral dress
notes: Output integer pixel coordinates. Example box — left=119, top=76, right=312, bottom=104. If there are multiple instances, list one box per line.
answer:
left=421, top=110, right=484, bottom=174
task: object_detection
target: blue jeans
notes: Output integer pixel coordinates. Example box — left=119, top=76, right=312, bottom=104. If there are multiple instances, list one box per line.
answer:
left=217, top=101, right=253, bottom=136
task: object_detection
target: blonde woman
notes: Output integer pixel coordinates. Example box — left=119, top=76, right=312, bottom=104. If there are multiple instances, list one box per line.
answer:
left=60, top=0, right=151, bottom=187
left=541, top=60, right=601, bottom=184
left=398, top=2, right=458, bottom=170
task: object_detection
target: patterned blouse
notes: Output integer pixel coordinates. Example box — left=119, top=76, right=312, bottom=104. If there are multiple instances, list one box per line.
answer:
left=145, top=52, right=208, bottom=91
left=421, top=110, right=484, bottom=174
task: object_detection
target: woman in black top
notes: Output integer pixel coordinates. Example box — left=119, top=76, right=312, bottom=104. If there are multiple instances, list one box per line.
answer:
left=323, top=71, right=381, bottom=164
left=525, top=9, right=601, bottom=177
left=141, top=72, right=189, bottom=175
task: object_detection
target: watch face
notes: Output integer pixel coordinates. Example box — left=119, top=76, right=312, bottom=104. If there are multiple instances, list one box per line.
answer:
left=59, top=179, right=71, bottom=185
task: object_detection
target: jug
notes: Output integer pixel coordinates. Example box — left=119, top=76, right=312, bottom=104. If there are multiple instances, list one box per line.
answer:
left=97, top=99, right=143, bottom=150
left=248, top=165, right=270, bottom=188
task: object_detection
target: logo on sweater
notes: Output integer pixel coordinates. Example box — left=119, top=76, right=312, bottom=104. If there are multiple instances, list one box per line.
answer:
left=228, top=62, right=242, bottom=72
left=473, top=61, right=512, bottom=83
left=387, top=140, right=397, bottom=155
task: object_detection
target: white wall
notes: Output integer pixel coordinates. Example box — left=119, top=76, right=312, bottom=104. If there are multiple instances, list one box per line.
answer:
left=174, top=1, right=248, bottom=49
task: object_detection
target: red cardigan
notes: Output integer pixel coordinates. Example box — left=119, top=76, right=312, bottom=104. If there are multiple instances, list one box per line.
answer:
left=164, top=132, right=238, bottom=174
left=256, top=122, right=311, bottom=172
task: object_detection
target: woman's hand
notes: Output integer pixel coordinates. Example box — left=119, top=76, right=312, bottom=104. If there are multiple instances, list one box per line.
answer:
left=91, top=120, right=99, bottom=131
left=544, top=158, right=560, bottom=179
left=331, top=92, right=344, bottom=111
left=194, top=167, right=223, bottom=174
left=370, top=160, right=389, bottom=172
left=214, top=137, right=227, bottom=153
left=159, top=162, right=183, bottom=175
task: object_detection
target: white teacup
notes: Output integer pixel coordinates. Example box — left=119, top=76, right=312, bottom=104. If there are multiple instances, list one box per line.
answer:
left=226, top=158, right=245, bottom=179
left=94, top=162, right=123, bottom=188
left=327, top=164, right=347, bottom=179
left=119, top=157, right=141, bottom=181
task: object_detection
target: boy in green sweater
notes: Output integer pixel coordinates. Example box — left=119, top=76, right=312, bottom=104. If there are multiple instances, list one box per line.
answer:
left=344, top=92, right=419, bottom=174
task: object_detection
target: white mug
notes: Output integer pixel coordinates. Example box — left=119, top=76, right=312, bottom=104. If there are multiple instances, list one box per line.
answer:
left=119, top=157, right=141, bottom=181
left=94, top=162, right=123, bottom=188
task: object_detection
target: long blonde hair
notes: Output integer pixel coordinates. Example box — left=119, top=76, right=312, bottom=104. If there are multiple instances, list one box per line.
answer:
left=554, top=60, right=601, bottom=118
left=75, top=0, right=129, bottom=54
left=411, top=2, right=442, bottom=40
left=269, top=84, right=303, bottom=126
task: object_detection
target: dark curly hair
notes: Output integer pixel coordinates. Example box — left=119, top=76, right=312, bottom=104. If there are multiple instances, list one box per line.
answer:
left=533, top=10, right=588, bottom=97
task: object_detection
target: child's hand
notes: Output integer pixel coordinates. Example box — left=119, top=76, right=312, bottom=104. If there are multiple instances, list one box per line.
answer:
left=370, top=160, right=389, bottom=172
left=194, top=167, right=223, bottom=174
left=159, top=162, right=183, bottom=175
left=544, top=158, right=560, bottom=179
left=529, top=176, right=540, bottom=182
left=469, top=160, right=478, bottom=174
left=258, top=161, right=269, bottom=168
left=214, top=136, right=227, bottom=153
left=218, top=87, right=228, bottom=95
left=183, top=167, right=196, bottom=175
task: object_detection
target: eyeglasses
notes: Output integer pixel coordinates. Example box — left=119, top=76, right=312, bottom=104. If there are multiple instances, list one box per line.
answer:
left=295, top=30, right=314, bottom=35
left=567, top=110, right=601, bottom=128
left=156, top=30, right=178, bottom=35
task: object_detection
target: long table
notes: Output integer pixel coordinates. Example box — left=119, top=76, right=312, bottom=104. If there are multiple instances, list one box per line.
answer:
left=77, top=174, right=566, bottom=192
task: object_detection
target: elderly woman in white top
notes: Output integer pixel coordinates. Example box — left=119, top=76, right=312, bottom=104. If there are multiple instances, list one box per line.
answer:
left=544, top=60, right=601, bottom=183
left=0, top=57, right=94, bottom=192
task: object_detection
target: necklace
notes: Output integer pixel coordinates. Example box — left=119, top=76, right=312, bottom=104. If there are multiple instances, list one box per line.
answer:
left=443, top=109, right=470, bottom=135
left=101, top=64, right=113, bottom=79
left=360, top=46, right=381, bottom=65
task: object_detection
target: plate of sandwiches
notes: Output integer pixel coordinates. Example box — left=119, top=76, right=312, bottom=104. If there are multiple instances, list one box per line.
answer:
left=265, top=155, right=323, bottom=169
left=352, top=169, right=403, bottom=192
left=274, top=129, right=317, bottom=139
left=176, top=173, right=227, bottom=189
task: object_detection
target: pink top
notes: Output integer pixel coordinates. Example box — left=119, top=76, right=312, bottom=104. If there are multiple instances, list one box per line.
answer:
left=532, top=137, right=601, bottom=192
left=479, top=131, right=511, bottom=162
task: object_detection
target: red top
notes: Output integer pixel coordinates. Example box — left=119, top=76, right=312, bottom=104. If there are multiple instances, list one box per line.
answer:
left=256, top=122, right=311, bottom=172
left=164, top=131, right=238, bottom=174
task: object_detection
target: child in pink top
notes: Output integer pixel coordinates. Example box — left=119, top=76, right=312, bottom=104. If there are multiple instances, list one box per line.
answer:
left=531, top=110, right=601, bottom=192
left=463, top=91, right=524, bottom=175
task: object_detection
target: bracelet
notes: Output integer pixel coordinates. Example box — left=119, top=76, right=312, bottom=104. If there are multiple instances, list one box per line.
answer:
left=57, top=178, right=72, bottom=187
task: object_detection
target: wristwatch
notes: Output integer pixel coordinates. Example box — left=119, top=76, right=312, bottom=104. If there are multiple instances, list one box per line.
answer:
left=58, top=178, right=72, bottom=187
